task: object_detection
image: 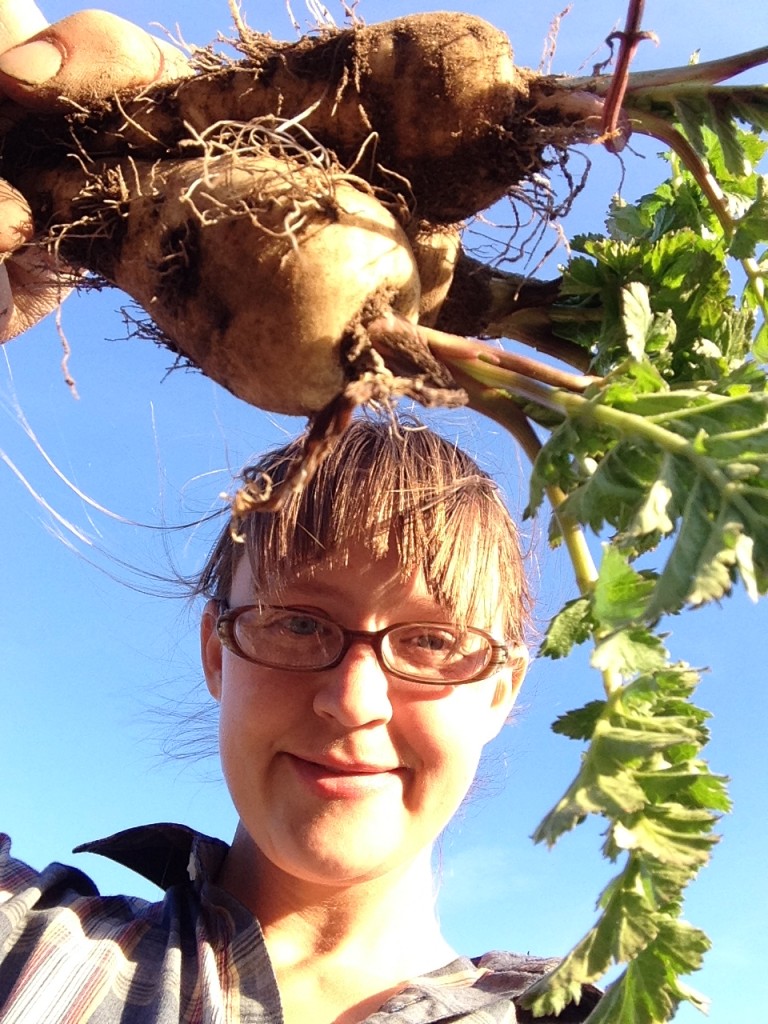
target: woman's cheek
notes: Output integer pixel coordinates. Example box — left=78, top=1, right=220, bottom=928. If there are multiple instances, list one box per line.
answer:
left=403, top=704, right=486, bottom=812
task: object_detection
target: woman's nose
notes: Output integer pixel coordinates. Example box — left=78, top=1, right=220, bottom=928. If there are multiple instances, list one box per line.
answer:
left=312, top=639, right=394, bottom=727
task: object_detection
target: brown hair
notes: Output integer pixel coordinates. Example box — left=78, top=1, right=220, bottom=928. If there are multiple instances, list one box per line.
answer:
left=193, top=416, right=530, bottom=642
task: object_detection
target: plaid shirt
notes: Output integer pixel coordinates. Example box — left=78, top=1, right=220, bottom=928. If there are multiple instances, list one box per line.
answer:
left=0, top=824, right=599, bottom=1023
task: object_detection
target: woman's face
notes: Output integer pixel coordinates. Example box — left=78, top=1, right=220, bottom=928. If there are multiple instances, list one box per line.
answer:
left=200, top=544, right=526, bottom=890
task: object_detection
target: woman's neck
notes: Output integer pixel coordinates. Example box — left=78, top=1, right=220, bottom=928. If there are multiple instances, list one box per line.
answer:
left=216, top=823, right=456, bottom=979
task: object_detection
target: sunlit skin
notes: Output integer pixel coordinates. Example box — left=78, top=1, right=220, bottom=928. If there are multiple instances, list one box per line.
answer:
left=199, top=543, right=527, bottom=1019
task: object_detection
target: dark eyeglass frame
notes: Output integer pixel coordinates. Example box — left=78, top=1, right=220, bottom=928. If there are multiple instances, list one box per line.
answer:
left=215, top=603, right=513, bottom=685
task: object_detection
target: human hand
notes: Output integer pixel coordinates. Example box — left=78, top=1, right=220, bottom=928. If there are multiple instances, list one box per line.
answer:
left=0, top=0, right=190, bottom=340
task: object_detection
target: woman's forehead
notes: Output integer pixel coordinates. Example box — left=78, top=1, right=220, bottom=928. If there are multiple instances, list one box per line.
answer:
left=234, top=541, right=417, bottom=598
left=231, top=537, right=505, bottom=628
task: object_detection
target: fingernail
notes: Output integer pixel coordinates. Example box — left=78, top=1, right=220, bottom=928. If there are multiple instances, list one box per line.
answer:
left=0, top=39, right=64, bottom=85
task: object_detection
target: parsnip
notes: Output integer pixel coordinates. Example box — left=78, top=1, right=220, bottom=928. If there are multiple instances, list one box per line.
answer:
left=38, top=12, right=540, bottom=223
left=36, top=148, right=426, bottom=413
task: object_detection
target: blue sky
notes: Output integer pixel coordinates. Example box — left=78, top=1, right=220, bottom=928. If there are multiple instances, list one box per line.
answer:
left=2, top=2, right=766, bottom=1021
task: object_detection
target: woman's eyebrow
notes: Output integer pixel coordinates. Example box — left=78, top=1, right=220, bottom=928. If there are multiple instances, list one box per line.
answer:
left=268, top=583, right=452, bottom=617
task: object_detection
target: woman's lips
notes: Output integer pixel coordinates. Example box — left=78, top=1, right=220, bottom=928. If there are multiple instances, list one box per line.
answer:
left=285, top=753, right=405, bottom=798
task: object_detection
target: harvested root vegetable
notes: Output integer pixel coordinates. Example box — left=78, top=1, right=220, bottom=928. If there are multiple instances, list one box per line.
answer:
left=115, top=156, right=426, bottom=415
left=30, top=142, right=436, bottom=415
left=12, top=12, right=546, bottom=223
left=0, top=10, right=585, bottom=422
left=407, top=223, right=462, bottom=328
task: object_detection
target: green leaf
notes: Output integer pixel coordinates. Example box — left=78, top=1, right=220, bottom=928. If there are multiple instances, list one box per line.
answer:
left=644, top=478, right=721, bottom=616
left=539, top=597, right=593, bottom=658
left=625, top=463, right=675, bottom=537
left=730, top=90, right=768, bottom=135
left=528, top=375, right=768, bottom=615
left=551, top=700, right=606, bottom=740
left=711, top=97, right=750, bottom=176
left=634, top=763, right=731, bottom=811
left=592, top=548, right=655, bottom=627
left=621, top=281, right=654, bottom=361
left=534, top=665, right=706, bottom=847
left=612, top=804, right=720, bottom=868
left=729, top=179, right=768, bottom=258
left=606, top=195, right=653, bottom=241
left=537, top=876, right=660, bottom=991
left=520, top=865, right=712, bottom=1023
left=533, top=752, right=647, bottom=845
left=687, top=515, right=757, bottom=605
left=591, top=627, right=668, bottom=676
left=584, top=921, right=711, bottom=1024
left=524, top=645, right=726, bottom=1022
left=754, top=320, right=768, bottom=362
left=672, top=97, right=708, bottom=160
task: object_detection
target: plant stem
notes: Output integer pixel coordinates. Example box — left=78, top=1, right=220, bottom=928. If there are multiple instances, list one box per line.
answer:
left=421, top=324, right=600, bottom=393
left=558, top=45, right=768, bottom=93
left=454, top=374, right=619, bottom=697
left=600, top=0, right=656, bottom=153
left=470, top=393, right=622, bottom=700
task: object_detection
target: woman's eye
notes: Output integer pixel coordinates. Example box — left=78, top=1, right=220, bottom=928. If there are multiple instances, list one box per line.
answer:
left=281, top=614, right=325, bottom=637
left=400, top=628, right=458, bottom=655
left=414, top=632, right=451, bottom=651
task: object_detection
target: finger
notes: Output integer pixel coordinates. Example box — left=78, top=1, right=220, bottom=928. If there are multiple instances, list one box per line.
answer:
left=0, top=0, right=47, bottom=52
left=0, top=9, right=190, bottom=110
left=0, top=262, right=13, bottom=336
left=0, top=247, right=71, bottom=341
left=0, top=179, right=33, bottom=253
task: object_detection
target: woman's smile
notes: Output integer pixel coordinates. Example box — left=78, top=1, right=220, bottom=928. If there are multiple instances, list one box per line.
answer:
left=284, top=752, right=407, bottom=799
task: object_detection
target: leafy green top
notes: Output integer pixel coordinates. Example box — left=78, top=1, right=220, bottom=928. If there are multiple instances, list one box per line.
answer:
left=432, top=100, right=767, bottom=1023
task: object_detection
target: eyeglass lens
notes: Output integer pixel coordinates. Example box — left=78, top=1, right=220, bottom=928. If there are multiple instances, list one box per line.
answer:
left=229, top=608, right=494, bottom=682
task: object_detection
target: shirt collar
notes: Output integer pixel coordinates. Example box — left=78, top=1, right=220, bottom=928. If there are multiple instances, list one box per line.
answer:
left=74, top=822, right=228, bottom=890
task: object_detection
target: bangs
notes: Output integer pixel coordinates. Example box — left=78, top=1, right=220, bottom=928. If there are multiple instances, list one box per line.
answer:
left=196, top=417, right=529, bottom=642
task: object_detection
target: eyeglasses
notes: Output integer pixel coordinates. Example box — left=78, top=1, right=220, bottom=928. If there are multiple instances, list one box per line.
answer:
left=215, top=605, right=512, bottom=685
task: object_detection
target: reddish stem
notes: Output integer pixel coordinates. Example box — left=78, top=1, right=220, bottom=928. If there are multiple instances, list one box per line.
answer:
left=419, top=324, right=600, bottom=394
left=601, top=0, right=656, bottom=152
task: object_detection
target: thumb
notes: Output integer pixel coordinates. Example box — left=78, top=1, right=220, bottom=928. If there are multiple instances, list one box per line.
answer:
left=0, top=0, right=48, bottom=50
left=0, top=9, right=190, bottom=110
